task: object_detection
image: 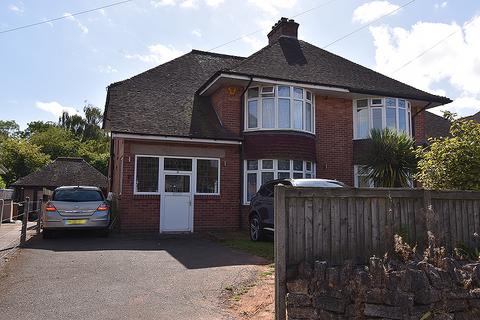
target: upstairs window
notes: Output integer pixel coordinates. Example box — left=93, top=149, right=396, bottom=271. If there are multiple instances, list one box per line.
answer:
left=246, top=85, right=314, bottom=133
left=354, top=98, right=412, bottom=139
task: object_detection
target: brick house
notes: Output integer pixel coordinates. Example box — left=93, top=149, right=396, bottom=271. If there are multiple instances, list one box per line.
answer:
left=103, top=18, right=451, bottom=233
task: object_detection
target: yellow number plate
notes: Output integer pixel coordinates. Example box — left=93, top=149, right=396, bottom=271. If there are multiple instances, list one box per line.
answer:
left=66, top=219, right=87, bottom=225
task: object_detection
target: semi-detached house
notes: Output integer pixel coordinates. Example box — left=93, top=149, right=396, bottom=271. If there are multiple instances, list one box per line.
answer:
left=103, top=18, right=451, bottom=233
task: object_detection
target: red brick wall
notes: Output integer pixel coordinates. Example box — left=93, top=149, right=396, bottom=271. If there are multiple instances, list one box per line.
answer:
left=243, top=132, right=316, bottom=161
left=211, top=85, right=244, bottom=136
left=314, top=96, right=354, bottom=186
left=117, top=139, right=241, bottom=233
left=414, top=107, right=426, bottom=144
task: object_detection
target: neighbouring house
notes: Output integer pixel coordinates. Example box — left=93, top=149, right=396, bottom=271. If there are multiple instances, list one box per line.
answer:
left=424, top=111, right=451, bottom=139
left=12, top=157, right=107, bottom=205
left=103, top=17, right=452, bottom=233
left=462, top=110, right=480, bottom=123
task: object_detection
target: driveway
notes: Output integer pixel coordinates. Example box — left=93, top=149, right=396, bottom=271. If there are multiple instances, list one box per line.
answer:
left=0, top=233, right=266, bottom=320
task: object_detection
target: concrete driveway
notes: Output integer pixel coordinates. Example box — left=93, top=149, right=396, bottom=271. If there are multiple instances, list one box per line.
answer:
left=0, top=233, right=266, bottom=320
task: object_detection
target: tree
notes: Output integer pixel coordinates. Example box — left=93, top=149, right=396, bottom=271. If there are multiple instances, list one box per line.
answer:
left=416, top=113, right=480, bottom=190
left=0, top=176, right=6, bottom=189
left=364, top=128, right=417, bottom=188
left=25, top=121, right=57, bottom=136
left=0, top=138, right=50, bottom=185
left=30, top=126, right=81, bottom=160
left=0, top=120, right=20, bottom=138
left=78, top=139, right=109, bottom=175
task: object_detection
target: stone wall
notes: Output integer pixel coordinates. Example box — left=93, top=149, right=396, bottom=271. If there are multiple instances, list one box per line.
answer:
left=287, top=257, right=480, bottom=319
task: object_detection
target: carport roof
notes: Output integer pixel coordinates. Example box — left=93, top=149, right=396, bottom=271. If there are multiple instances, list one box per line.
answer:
left=12, top=157, right=107, bottom=189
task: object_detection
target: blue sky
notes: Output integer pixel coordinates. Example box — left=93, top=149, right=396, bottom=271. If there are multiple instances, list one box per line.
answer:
left=1, top=0, right=479, bottom=129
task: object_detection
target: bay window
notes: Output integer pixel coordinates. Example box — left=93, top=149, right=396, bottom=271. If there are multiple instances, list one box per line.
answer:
left=246, top=85, right=314, bottom=133
left=244, top=159, right=315, bottom=203
left=354, top=98, right=412, bottom=139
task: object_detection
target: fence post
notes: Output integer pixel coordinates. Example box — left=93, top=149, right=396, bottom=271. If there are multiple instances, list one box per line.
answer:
left=20, top=197, right=29, bottom=246
left=275, top=185, right=287, bottom=320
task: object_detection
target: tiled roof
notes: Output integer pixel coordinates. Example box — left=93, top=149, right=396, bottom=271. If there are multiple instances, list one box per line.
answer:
left=104, top=50, right=244, bottom=140
left=12, top=157, right=107, bottom=188
left=225, top=37, right=451, bottom=104
left=424, top=111, right=451, bottom=139
left=104, top=38, right=452, bottom=138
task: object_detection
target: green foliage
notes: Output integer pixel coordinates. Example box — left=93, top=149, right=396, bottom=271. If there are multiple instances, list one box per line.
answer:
left=0, top=120, right=20, bottom=138
left=26, top=121, right=57, bottom=136
left=0, top=176, right=6, bottom=189
left=0, top=138, right=50, bottom=185
left=416, top=112, right=480, bottom=190
left=30, top=126, right=80, bottom=160
left=364, top=128, right=417, bottom=187
left=0, top=104, right=109, bottom=184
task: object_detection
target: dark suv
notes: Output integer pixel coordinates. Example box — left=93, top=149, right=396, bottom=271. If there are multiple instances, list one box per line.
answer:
left=248, top=178, right=346, bottom=241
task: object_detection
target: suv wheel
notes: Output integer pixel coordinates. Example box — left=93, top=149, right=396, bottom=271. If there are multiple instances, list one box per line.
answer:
left=249, top=215, right=263, bottom=241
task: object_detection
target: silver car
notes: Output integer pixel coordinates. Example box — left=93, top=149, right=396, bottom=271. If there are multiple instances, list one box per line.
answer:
left=42, top=186, right=110, bottom=238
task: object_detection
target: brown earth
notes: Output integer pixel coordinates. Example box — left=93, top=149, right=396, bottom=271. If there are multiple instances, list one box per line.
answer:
left=225, top=264, right=275, bottom=320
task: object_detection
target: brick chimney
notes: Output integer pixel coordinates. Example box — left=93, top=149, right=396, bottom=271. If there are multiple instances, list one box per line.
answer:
left=267, top=17, right=299, bottom=45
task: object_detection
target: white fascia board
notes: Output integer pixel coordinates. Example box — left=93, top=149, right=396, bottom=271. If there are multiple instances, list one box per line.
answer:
left=199, top=73, right=350, bottom=95
left=112, top=133, right=242, bottom=145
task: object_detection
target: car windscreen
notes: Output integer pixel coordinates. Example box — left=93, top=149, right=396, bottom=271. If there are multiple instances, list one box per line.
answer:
left=52, top=189, right=104, bottom=202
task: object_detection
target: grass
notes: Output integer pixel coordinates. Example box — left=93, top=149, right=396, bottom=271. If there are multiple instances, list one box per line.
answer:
left=214, top=231, right=274, bottom=263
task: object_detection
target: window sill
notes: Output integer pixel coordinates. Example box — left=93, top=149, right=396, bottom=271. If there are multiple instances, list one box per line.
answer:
left=133, top=194, right=161, bottom=199
left=195, top=194, right=221, bottom=199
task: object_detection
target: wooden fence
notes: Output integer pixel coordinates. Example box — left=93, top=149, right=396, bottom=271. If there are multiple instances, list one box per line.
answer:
left=274, top=186, right=480, bottom=320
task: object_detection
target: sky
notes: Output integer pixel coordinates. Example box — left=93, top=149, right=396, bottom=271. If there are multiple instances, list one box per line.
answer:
left=1, top=0, right=479, bottom=129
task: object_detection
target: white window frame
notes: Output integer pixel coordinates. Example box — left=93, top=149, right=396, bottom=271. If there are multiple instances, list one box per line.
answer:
left=133, top=155, right=221, bottom=196
left=134, top=155, right=161, bottom=195
left=245, top=85, right=315, bottom=134
left=195, top=157, right=221, bottom=196
left=243, top=159, right=316, bottom=204
left=353, top=165, right=374, bottom=188
left=353, top=98, right=412, bottom=140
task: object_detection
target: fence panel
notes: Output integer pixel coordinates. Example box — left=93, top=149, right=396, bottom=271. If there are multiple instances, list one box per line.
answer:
left=274, top=187, right=480, bottom=320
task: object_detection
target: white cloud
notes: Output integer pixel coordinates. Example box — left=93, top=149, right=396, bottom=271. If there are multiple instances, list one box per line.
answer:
left=63, top=13, right=88, bottom=34
left=97, top=65, right=118, bottom=74
left=8, top=3, right=24, bottom=14
left=205, top=0, right=224, bottom=7
left=125, top=44, right=184, bottom=64
left=36, top=101, right=81, bottom=118
left=150, top=0, right=176, bottom=7
left=430, top=96, right=480, bottom=117
left=180, top=0, right=198, bottom=8
left=242, top=35, right=265, bottom=50
left=369, top=15, right=480, bottom=117
left=151, top=0, right=219, bottom=8
left=192, top=29, right=202, bottom=37
left=434, top=1, right=448, bottom=9
left=247, top=0, right=297, bottom=15
left=353, top=1, right=400, bottom=24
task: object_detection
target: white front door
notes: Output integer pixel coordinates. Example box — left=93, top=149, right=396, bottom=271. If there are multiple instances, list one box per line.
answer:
left=160, top=173, right=193, bottom=232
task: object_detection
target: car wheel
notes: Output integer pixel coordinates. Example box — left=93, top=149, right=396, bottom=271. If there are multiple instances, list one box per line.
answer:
left=249, top=215, right=264, bottom=241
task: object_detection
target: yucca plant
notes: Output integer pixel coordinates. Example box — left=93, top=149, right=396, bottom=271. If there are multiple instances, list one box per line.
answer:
left=364, top=128, right=417, bottom=188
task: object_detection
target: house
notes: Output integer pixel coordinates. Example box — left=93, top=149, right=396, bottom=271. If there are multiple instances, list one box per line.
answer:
left=103, top=17, right=451, bottom=233
left=462, top=110, right=480, bottom=123
left=424, top=111, right=451, bottom=139
left=12, top=157, right=107, bottom=204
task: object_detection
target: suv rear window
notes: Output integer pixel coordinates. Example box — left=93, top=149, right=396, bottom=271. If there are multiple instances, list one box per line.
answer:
left=52, top=189, right=104, bottom=202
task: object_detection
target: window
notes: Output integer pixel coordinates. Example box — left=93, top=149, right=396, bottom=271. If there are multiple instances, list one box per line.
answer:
left=353, top=98, right=412, bottom=139
left=196, top=159, right=219, bottom=194
left=354, top=165, right=373, bottom=188
left=134, top=156, right=220, bottom=195
left=135, top=156, right=160, bottom=193
left=244, top=159, right=316, bottom=203
left=246, top=85, right=314, bottom=133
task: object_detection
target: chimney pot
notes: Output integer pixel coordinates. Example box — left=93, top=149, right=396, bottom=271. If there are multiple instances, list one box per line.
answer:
left=267, top=17, right=299, bottom=45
